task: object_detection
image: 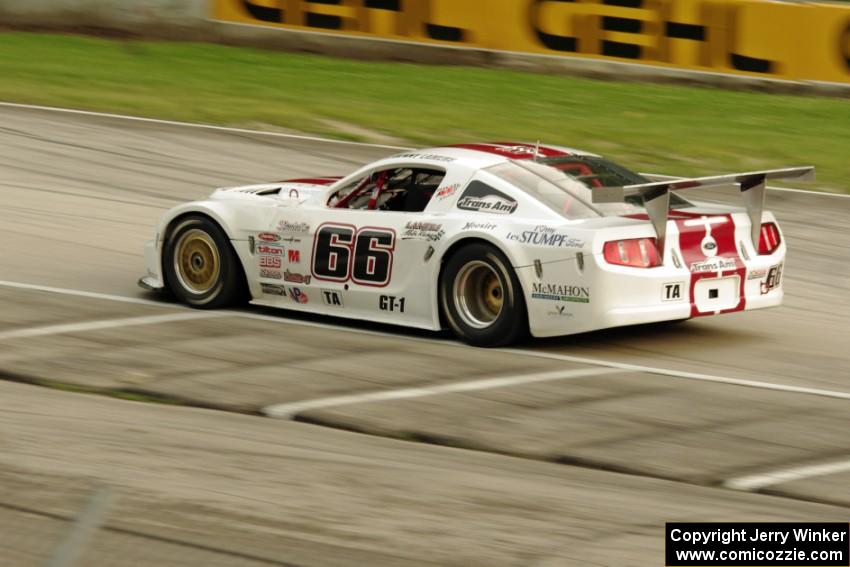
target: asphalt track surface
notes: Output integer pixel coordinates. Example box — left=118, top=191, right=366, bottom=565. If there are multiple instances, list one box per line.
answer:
left=1, top=105, right=848, bottom=565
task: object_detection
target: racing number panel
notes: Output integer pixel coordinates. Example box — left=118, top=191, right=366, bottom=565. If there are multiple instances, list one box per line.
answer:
left=311, top=223, right=354, bottom=282
left=312, top=223, right=396, bottom=287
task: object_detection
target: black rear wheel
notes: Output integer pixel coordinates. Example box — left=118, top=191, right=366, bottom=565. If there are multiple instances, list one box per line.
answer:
left=440, top=243, right=527, bottom=347
left=163, top=215, right=246, bottom=308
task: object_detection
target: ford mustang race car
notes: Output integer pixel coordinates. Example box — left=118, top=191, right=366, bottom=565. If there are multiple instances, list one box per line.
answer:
left=139, top=142, right=813, bottom=346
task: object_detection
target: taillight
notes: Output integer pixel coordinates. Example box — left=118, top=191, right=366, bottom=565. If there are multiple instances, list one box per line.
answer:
left=758, top=222, right=782, bottom=255
left=603, top=237, right=662, bottom=268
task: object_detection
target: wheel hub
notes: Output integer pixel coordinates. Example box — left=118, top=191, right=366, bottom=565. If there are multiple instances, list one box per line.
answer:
left=453, top=261, right=504, bottom=329
left=174, top=229, right=220, bottom=293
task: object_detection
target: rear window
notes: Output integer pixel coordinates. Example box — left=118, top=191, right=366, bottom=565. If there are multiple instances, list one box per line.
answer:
left=485, top=158, right=690, bottom=220
left=540, top=156, right=649, bottom=188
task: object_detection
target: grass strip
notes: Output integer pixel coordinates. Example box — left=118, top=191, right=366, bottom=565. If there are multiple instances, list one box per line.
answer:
left=0, top=32, right=847, bottom=192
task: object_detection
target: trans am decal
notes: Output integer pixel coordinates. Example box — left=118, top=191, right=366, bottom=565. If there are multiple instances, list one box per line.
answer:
left=456, top=181, right=517, bottom=214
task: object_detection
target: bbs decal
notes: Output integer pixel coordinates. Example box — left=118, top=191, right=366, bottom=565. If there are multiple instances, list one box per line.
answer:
left=312, top=223, right=395, bottom=287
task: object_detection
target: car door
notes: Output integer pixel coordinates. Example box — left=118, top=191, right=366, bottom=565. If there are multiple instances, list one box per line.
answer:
left=274, top=163, right=469, bottom=324
left=304, top=164, right=449, bottom=327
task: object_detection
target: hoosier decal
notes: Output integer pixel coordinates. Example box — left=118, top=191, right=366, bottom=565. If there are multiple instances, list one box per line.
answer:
left=462, top=221, right=496, bottom=231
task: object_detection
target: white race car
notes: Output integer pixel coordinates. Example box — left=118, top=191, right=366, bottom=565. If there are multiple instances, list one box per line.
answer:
left=139, top=142, right=812, bottom=346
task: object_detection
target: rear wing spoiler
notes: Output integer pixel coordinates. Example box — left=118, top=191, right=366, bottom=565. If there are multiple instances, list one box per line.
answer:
left=591, top=166, right=815, bottom=251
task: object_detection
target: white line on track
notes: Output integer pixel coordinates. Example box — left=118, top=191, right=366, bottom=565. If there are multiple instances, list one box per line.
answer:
left=724, top=459, right=850, bottom=491
left=497, top=348, right=850, bottom=402
left=0, top=312, right=223, bottom=341
left=0, top=280, right=167, bottom=307
left=263, top=367, right=621, bottom=419
left=0, top=102, right=409, bottom=151
left=0, top=101, right=846, bottom=199
left=1, top=279, right=849, bottom=402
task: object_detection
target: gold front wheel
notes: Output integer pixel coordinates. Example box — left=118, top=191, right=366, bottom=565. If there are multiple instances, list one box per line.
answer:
left=173, top=228, right=221, bottom=294
left=165, top=216, right=246, bottom=309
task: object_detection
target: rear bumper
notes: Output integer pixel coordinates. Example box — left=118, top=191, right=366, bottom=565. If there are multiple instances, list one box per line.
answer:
left=600, top=287, right=782, bottom=327
left=521, top=251, right=785, bottom=338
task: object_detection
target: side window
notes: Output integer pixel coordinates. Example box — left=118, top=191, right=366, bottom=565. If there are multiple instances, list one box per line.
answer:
left=329, top=167, right=445, bottom=212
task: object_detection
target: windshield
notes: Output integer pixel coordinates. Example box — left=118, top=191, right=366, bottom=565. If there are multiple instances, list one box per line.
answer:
left=484, top=157, right=690, bottom=220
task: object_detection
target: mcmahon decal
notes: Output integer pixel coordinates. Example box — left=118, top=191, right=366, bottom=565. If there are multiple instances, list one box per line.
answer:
left=531, top=283, right=590, bottom=303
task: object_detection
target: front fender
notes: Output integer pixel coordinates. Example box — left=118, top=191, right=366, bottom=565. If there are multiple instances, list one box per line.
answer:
left=150, top=198, right=275, bottom=300
left=155, top=199, right=272, bottom=242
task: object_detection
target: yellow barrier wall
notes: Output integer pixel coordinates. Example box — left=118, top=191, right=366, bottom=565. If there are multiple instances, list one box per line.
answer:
left=213, top=0, right=850, bottom=84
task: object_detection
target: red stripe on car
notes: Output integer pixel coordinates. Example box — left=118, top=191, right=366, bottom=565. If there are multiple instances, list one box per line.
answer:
left=675, top=213, right=746, bottom=317
left=280, top=177, right=342, bottom=185
left=450, top=142, right=569, bottom=159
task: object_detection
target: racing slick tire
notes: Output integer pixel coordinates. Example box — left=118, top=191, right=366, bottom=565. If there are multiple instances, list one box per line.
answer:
left=163, top=215, right=246, bottom=308
left=440, top=243, right=528, bottom=347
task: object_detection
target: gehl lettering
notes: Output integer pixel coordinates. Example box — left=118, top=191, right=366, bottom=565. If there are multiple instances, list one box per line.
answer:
left=530, top=0, right=773, bottom=73
left=239, top=0, right=465, bottom=42
left=843, top=22, right=850, bottom=72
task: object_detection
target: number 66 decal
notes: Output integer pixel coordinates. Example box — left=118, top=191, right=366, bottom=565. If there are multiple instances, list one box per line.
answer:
left=312, top=223, right=395, bottom=287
